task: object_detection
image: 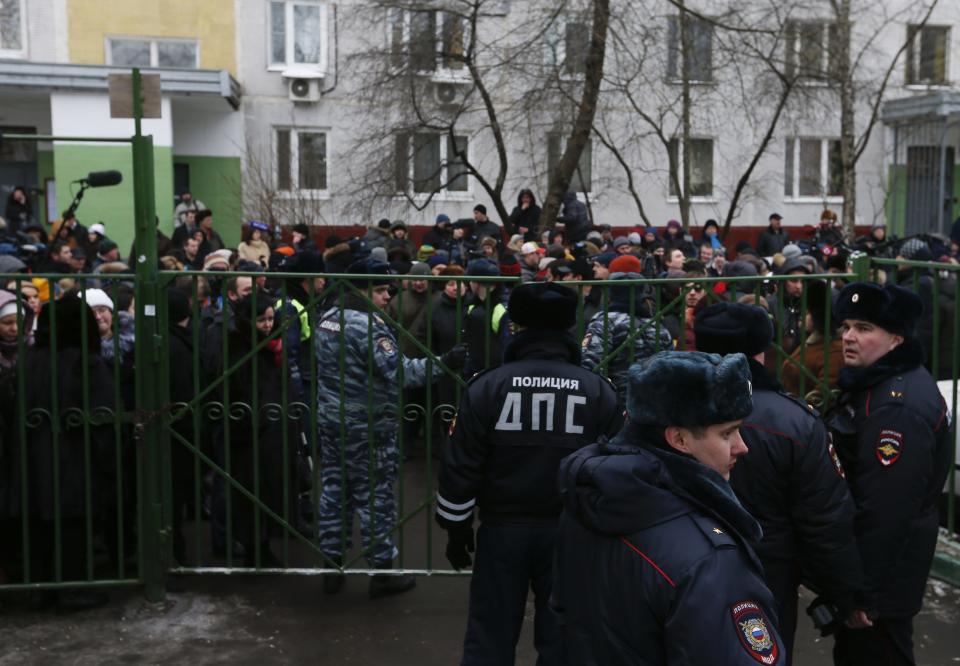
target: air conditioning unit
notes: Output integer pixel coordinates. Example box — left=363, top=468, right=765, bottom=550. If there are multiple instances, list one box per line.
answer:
left=434, top=82, right=466, bottom=110
left=288, top=77, right=321, bottom=103
left=282, top=66, right=324, bottom=103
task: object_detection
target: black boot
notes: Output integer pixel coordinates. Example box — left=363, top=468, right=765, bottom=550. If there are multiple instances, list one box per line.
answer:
left=368, top=562, right=416, bottom=600
left=322, top=556, right=344, bottom=594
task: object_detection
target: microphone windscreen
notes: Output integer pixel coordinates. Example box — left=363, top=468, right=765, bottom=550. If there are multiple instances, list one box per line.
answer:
left=86, top=170, right=123, bottom=187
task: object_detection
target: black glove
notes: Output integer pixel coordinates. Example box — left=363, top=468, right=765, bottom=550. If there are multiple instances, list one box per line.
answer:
left=445, top=524, right=475, bottom=571
left=441, top=344, right=469, bottom=370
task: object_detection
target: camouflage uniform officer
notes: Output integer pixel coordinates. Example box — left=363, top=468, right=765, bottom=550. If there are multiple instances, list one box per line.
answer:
left=315, top=258, right=466, bottom=598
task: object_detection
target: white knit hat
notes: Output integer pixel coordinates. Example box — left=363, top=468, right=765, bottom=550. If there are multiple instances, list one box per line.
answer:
left=79, top=288, right=114, bottom=311
left=89, top=223, right=106, bottom=236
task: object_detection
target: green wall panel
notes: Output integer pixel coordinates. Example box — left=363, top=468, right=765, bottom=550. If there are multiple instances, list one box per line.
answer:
left=172, top=154, right=243, bottom=248
left=52, top=144, right=173, bottom=255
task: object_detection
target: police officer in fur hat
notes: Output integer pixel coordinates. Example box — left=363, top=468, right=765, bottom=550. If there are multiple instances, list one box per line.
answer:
left=825, top=282, right=951, bottom=666
left=695, top=302, right=866, bottom=664
left=552, top=351, right=787, bottom=665
left=436, top=282, right=621, bottom=665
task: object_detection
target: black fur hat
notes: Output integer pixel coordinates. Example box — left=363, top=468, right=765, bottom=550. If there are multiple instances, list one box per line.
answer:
left=626, top=351, right=753, bottom=427
left=694, top=302, right=773, bottom=357
left=508, top=282, right=578, bottom=331
left=346, top=258, right=394, bottom=286
left=834, top=282, right=923, bottom=338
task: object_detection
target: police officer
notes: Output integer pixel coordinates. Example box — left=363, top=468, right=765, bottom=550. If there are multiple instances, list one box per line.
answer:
left=436, top=282, right=621, bottom=665
left=825, top=282, right=951, bottom=666
left=552, top=351, right=786, bottom=665
left=694, top=302, right=865, bottom=663
left=462, top=258, right=510, bottom=375
left=315, top=258, right=466, bottom=598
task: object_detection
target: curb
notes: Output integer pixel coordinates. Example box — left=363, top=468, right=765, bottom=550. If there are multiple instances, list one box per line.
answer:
left=931, top=535, right=960, bottom=588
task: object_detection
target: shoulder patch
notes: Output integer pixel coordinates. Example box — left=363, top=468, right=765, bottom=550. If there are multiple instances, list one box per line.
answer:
left=581, top=332, right=592, bottom=350
left=377, top=337, right=396, bottom=355
left=875, top=429, right=903, bottom=467
left=827, top=434, right=846, bottom=479
left=731, top=601, right=779, bottom=665
left=689, top=513, right=737, bottom=548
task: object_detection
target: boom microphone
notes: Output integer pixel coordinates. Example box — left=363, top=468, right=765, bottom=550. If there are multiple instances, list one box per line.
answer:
left=84, top=170, right=123, bottom=188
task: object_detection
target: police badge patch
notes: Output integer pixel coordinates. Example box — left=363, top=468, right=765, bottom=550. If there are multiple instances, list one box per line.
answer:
left=377, top=337, right=396, bottom=354
left=875, top=429, right=903, bottom=466
left=731, top=601, right=779, bottom=665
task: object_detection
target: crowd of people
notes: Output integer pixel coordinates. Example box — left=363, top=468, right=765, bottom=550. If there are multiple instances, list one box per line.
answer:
left=0, top=185, right=957, bottom=665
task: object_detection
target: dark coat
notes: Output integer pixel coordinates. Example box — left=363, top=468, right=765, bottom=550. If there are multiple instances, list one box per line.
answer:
left=462, top=287, right=510, bottom=374
left=825, top=338, right=951, bottom=618
left=436, top=330, right=621, bottom=528
left=507, top=190, right=541, bottom=240
left=757, top=226, right=789, bottom=257
left=553, top=426, right=785, bottom=665
left=473, top=219, right=503, bottom=247
left=559, top=192, right=590, bottom=243
left=389, top=286, right=429, bottom=358
left=731, top=360, right=864, bottom=633
left=422, top=225, right=452, bottom=254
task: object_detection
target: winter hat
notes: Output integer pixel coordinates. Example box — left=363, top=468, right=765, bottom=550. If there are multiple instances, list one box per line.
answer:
left=167, top=287, right=192, bottom=323
left=35, top=297, right=100, bottom=353
left=508, top=282, right=578, bottom=331
left=479, top=236, right=498, bottom=250
left=466, top=258, right=500, bottom=277
left=286, top=250, right=324, bottom=274
left=609, top=254, right=643, bottom=274
left=627, top=232, right=643, bottom=245
left=694, top=302, right=773, bottom=357
left=439, top=265, right=465, bottom=277
left=292, top=223, right=310, bottom=236
left=612, top=236, right=631, bottom=249
left=79, top=287, right=114, bottom=311
left=722, top=261, right=758, bottom=279
left=417, top=244, right=436, bottom=262
left=507, top=234, right=525, bottom=253
left=346, top=258, right=394, bottom=286
left=473, top=204, right=487, bottom=215
left=98, top=239, right=119, bottom=255
left=250, top=220, right=270, bottom=232
left=390, top=220, right=407, bottom=232
left=88, top=223, right=106, bottom=237
left=203, top=249, right=232, bottom=271
left=370, top=246, right=388, bottom=264
left=408, top=262, right=431, bottom=277
left=436, top=214, right=451, bottom=225
left=834, top=282, right=923, bottom=338
left=0, top=290, right=18, bottom=319
left=898, top=238, right=929, bottom=261
left=499, top=254, right=522, bottom=277
left=0, top=255, right=26, bottom=273
left=805, top=279, right=833, bottom=332
left=778, top=257, right=810, bottom=276
left=781, top=243, right=802, bottom=259
left=520, top=241, right=541, bottom=256
left=590, top=252, right=616, bottom=267
left=625, top=351, right=753, bottom=428
left=427, top=254, right=448, bottom=269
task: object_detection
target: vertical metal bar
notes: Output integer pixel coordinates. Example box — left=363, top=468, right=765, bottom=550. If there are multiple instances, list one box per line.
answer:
left=251, top=286, right=261, bottom=568
left=131, top=67, right=165, bottom=601
left=79, top=281, right=94, bottom=580
left=191, top=277, right=202, bottom=566
left=337, top=282, right=348, bottom=566
left=221, top=277, right=233, bottom=568
left=109, top=282, right=125, bottom=579
left=16, top=277, right=30, bottom=582
left=279, top=281, right=290, bottom=566
left=950, top=273, right=959, bottom=534
left=50, top=289, right=61, bottom=582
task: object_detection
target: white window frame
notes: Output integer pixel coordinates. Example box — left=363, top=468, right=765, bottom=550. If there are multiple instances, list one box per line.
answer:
left=784, top=20, right=837, bottom=86
left=105, top=36, right=200, bottom=68
left=387, top=8, right=470, bottom=81
left=267, top=0, right=329, bottom=73
left=275, top=127, right=331, bottom=199
left=666, top=14, right=715, bottom=85
left=544, top=13, right=591, bottom=81
left=783, top=137, right=844, bottom=203
left=394, top=133, right=472, bottom=202
left=0, top=0, right=27, bottom=59
left=666, top=137, right=716, bottom=202
left=905, top=24, right=951, bottom=88
left=547, top=133, right=594, bottom=195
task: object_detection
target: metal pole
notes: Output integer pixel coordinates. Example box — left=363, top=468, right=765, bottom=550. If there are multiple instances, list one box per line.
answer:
left=131, top=68, right=166, bottom=602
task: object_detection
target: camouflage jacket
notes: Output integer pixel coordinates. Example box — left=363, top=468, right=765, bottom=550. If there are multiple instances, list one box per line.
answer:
left=580, top=311, right=673, bottom=408
left=315, top=306, right=441, bottom=429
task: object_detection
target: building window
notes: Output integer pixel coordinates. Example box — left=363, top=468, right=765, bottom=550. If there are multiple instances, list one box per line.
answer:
left=544, top=14, right=590, bottom=78
left=394, top=133, right=469, bottom=195
left=784, top=138, right=843, bottom=199
left=547, top=134, right=592, bottom=193
left=107, top=38, right=199, bottom=68
left=666, top=15, right=713, bottom=83
left=276, top=128, right=328, bottom=192
left=784, top=20, right=839, bottom=81
left=906, top=25, right=949, bottom=86
left=270, top=1, right=327, bottom=70
left=667, top=138, right=714, bottom=197
left=0, top=0, right=25, bottom=58
left=388, top=9, right=467, bottom=75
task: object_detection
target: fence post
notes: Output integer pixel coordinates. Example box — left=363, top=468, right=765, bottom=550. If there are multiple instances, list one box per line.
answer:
left=131, top=69, right=166, bottom=602
left=848, top=251, right=870, bottom=282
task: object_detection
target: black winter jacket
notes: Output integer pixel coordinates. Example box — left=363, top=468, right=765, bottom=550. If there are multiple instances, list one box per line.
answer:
left=825, top=338, right=951, bottom=618
left=731, top=360, right=864, bottom=615
left=553, top=426, right=785, bottom=665
left=436, top=330, right=621, bottom=527
left=756, top=226, right=789, bottom=257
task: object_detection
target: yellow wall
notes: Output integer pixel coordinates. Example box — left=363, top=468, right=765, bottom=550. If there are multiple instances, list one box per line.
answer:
left=67, top=0, right=236, bottom=75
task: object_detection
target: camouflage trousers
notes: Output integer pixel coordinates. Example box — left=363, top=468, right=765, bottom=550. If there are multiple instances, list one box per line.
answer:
left=316, top=423, right=399, bottom=567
